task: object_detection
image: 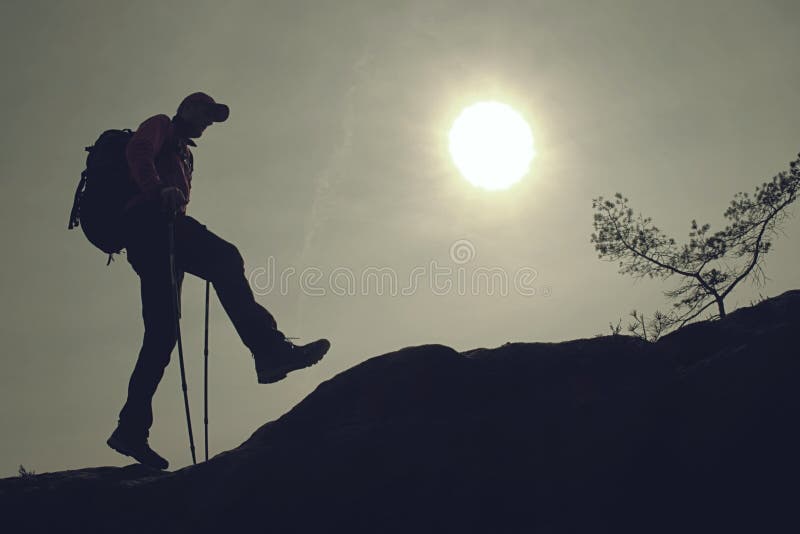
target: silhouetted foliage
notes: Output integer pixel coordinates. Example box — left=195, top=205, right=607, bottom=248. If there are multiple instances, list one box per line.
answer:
left=607, top=317, right=623, bottom=336
left=18, top=465, right=35, bottom=478
left=626, top=308, right=674, bottom=342
left=591, top=152, right=800, bottom=335
left=748, top=292, right=771, bottom=307
left=599, top=308, right=674, bottom=342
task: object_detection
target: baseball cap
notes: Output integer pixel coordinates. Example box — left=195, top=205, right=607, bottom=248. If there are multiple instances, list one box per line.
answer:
left=177, top=92, right=229, bottom=123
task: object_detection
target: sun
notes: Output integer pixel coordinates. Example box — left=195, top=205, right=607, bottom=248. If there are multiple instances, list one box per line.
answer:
left=448, top=101, right=535, bottom=191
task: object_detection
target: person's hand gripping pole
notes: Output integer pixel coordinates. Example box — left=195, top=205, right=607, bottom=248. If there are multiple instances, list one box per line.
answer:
left=160, top=186, right=187, bottom=217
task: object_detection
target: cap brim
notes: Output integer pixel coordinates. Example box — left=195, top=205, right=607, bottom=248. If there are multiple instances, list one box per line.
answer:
left=209, top=103, right=229, bottom=123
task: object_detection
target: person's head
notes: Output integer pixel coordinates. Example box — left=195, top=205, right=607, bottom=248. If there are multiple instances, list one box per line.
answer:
left=174, top=92, right=229, bottom=138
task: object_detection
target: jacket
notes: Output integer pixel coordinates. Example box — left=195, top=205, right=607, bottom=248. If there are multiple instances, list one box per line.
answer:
left=124, top=114, right=196, bottom=215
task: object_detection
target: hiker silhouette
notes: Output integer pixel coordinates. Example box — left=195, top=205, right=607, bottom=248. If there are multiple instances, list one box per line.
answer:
left=106, top=92, right=330, bottom=469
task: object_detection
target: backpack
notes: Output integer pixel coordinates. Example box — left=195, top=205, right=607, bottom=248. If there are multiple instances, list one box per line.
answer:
left=68, top=129, right=140, bottom=264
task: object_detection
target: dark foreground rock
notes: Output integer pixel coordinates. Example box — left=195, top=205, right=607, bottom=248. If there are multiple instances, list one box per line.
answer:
left=2, top=290, right=799, bottom=533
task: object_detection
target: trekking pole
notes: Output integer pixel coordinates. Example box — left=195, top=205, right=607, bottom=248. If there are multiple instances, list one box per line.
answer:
left=167, top=211, right=197, bottom=465
left=203, top=280, right=210, bottom=462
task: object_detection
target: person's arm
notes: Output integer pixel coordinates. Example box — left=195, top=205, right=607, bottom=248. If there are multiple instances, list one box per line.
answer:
left=126, top=114, right=170, bottom=202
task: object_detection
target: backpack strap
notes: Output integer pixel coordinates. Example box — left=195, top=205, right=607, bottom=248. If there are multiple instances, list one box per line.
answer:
left=68, top=170, right=88, bottom=229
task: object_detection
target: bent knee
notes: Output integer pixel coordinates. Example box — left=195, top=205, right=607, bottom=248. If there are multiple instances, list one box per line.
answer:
left=142, top=330, right=178, bottom=356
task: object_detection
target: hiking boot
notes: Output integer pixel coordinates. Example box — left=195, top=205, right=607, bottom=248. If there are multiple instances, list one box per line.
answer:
left=254, top=338, right=331, bottom=384
left=106, top=426, right=169, bottom=470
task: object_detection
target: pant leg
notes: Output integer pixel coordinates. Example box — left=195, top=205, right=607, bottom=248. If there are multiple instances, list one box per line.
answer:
left=117, top=207, right=285, bottom=437
left=172, top=214, right=285, bottom=353
left=118, top=206, right=183, bottom=438
left=118, top=265, right=183, bottom=437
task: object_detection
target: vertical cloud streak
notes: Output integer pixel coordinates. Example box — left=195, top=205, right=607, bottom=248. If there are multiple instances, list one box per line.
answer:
left=294, top=45, right=373, bottom=335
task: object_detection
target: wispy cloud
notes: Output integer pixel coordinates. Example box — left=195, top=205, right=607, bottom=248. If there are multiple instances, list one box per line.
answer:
left=294, top=44, right=373, bottom=335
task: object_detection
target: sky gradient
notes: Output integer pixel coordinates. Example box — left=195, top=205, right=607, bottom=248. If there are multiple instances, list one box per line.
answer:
left=1, top=0, right=798, bottom=477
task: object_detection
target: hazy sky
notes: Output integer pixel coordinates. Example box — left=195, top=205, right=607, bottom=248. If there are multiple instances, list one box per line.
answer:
left=1, top=0, right=798, bottom=477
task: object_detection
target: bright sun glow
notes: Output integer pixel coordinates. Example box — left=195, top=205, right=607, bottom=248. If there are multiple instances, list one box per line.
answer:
left=448, top=101, right=535, bottom=191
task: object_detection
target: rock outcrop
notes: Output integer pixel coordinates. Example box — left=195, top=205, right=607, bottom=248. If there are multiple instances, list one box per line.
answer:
left=2, top=290, right=799, bottom=533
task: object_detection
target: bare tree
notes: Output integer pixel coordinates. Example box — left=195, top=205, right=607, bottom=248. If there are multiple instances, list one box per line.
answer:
left=591, top=152, right=799, bottom=332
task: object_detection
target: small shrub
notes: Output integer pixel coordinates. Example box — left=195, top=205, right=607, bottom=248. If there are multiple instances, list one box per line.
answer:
left=18, top=464, right=36, bottom=478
